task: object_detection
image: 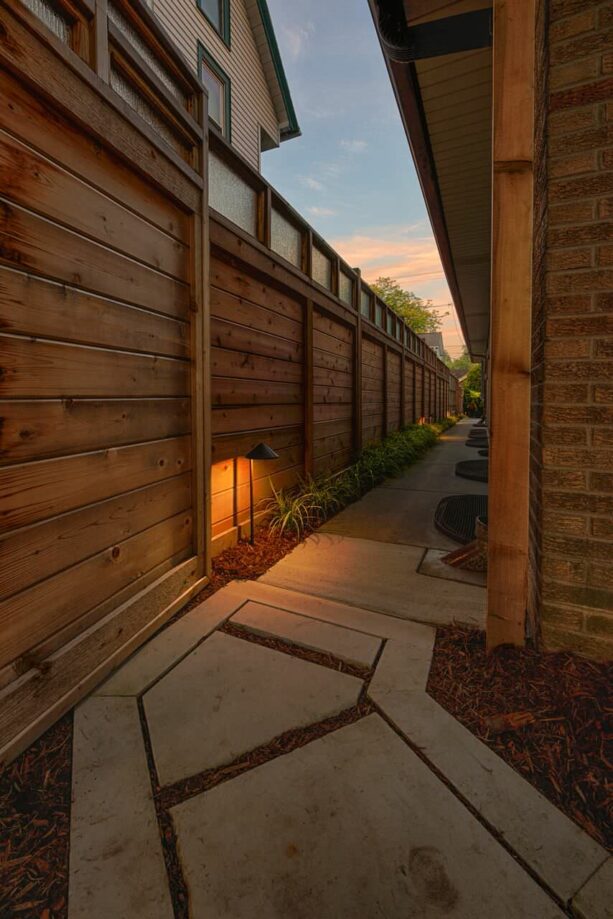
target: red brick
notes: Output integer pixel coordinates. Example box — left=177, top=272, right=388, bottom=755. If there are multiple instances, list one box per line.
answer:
left=598, top=198, right=613, bottom=219
left=547, top=269, right=613, bottom=294
left=597, top=244, right=613, bottom=265
left=541, top=622, right=613, bottom=660
left=543, top=382, right=589, bottom=402
left=584, top=612, right=613, bottom=637
left=593, top=384, right=613, bottom=403
left=588, top=560, right=613, bottom=588
left=543, top=491, right=613, bottom=514
left=549, top=124, right=613, bottom=157
left=593, top=337, right=613, bottom=356
left=544, top=359, right=612, bottom=380
left=543, top=425, right=588, bottom=445
left=543, top=404, right=613, bottom=424
left=550, top=29, right=613, bottom=66
left=590, top=471, right=613, bottom=491
left=548, top=221, right=612, bottom=248
left=592, top=516, right=613, bottom=538
left=591, top=427, right=613, bottom=445
left=550, top=76, right=613, bottom=108
left=549, top=201, right=596, bottom=224
left=595, top=292, right=613, bottom=311
left=547, top=247, right=593, bottom=270
left=543, top=468, right=587, bottom=489
left=542, top=533, right=612, bottom=560
left=541, top=601, right=584, bottom=630
left=543, top=447, right=613, bottom=469
left=548, top=106, right=597, bottom=136
left=543, top=511, right=588, bottom=534
left=544, top=337, right=591, bottom=358
left=543, top=581, right=613, bottom=610
left=549, top=151, right=597, bottom=178
left=602, top=150, right=613, bottom=169
left=546, top=314, right=613, bottom=336
left=549, top=8, right=596, bottom=42
left=542, top=556, right=587, bottom=584
left=545, top=294, right=593, bottom=314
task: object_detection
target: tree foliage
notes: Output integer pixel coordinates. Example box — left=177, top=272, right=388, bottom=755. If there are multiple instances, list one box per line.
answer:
left=370, top=277, right=443, bottom=333
left=444, top=347, right=472, bottom=373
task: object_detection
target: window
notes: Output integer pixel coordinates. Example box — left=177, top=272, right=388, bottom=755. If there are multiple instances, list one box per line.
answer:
left=197, top=0, right=230, bottom=45
left=198, top=46, right=231, bottom=139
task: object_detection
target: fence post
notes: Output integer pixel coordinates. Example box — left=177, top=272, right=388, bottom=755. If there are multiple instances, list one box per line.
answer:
left=353, top=274, right=363, bottom=454
left=304, top=299, right=314, bottom=476
left=383, top=344, right=388, bottom=438
left=94, top=0, right=109, bottom=81
left=400, top=341, right=406, bottom=427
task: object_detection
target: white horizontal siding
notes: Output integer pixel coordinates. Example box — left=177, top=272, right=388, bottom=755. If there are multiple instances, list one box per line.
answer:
left=152, top=0, right=280, bottom=169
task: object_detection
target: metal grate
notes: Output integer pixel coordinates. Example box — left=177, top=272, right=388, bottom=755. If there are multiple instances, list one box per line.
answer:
left=456, top=460, right=488, bottom=482
left=434, top=494, right=488, bottom=544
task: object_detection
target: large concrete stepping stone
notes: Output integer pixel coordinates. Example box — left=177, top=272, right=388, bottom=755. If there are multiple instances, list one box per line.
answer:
left=144, top=631, right=362, bottom=785
left=232, top=601, right=381, bottom=666
left=171, top=715, right=565, bottom=918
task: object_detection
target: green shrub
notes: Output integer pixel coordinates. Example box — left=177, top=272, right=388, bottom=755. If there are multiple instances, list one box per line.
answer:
left=263, top=418, right=458, bottom=536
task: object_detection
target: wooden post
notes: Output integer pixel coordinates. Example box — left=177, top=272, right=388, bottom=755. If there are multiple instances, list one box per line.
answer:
left=258, top=187, right=272, bottom=248
left=487, top=0, right=536, bottom=650
left=93, top=0, right=109, bottom=81
left=353, top=274, right=363, bottom=453
left=383, top=345, right=388, bottom=437
left=400, top=340, right=406, bottom=427
left=304, top=299, right=314, bottom=475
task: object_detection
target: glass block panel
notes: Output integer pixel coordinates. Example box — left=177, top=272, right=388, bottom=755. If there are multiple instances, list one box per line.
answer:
left=375, top=302, right=384, bottom=327
left=209, top=152, right=257, bottom=236
left=22, top=0, right=70, bottom=42
left=110, top=66, right=183, bottom=154
left=360, top=288, right=371, bottom=319
left=108, top=2, right=186, bottom=104
left=339, top=271, right=353, bottom=306
left=271, top=208, right=302, bottom=268
left=312, top=246, right=332, bottom=290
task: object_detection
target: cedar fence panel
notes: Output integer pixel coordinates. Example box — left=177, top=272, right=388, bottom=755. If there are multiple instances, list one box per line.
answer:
left=0, top=0, right=209, bottom=763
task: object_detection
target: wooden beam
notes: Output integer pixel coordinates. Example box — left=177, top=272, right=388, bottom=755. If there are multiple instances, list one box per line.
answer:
left=487, top=0, right=536, bottom=650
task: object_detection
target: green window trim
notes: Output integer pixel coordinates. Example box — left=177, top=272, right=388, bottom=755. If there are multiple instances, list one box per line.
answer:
left=196, top=0, right=231, bottom=47
left=197, top=44, right=232, bottom=141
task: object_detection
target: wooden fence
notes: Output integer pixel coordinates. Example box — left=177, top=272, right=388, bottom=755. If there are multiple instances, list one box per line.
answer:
left=206, top=131, right=460, bottom=551
left=0, top=0, right=459, bottom=761
left=0, top=0, right=209, bottom=763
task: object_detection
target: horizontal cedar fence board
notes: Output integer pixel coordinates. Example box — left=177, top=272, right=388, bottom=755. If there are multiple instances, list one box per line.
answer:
left=0, top=399, right=191, bottom=464
left=211, top=347, right=303, bottom=384
left=313, top=366, right=353, bottom=388
left=0, top=503, right=192, bottom=669
left=313, top=385, right=353, bottom=404
left=0, top=130, right=188, bottom=279
left=211, top=318, right=302, bottom=363
left=0, top=268, right=189, bottom=358
left=0, top=474, right=192, bottom=602
left=212, top=378, right=302, bottom=406
left=0, top=337, right=189, bottom=399
left=211, top=443, right=303, bottom=496
left=212, top=405, right=303, bottom=436
left=0, top=71, right=190, bottom=240
left=211, top=287, right=302, bottom=343
left=0, top=201, right=190, bottom=318
left=211, top=425, right=303, bottom=463
left=0, top=433, right=192, bottom=533
left=312, top=350, right=353, bottom=375
left=314, top=403, right=353, bottom=423
left=210, top=256, right=303, bottom=321
left=313, top=329, right=353, bottom=359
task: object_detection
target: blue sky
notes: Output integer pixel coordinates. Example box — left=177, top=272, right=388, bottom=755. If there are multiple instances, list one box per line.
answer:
left=263, top=0, right=465, bottom=356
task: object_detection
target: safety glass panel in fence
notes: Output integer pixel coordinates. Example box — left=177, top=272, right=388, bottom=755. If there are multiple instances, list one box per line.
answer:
left=339, top=271, right=353, bottom=306
left=209, top=152, right=257, bottom=236
left=360, top=288, right=371, bottom=319
left=271, top=208, right=302, bottom=268
left=22, top=0, right=71, bottom=42
left=108, top=2, right=187, bottom=104
left=312, top=246, right=332, bottom=290
left=375, top=302, right=384, bottom=327
left=386, top=312, right=394, bottom=336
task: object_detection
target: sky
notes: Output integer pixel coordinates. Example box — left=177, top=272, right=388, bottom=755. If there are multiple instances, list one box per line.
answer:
left=262, top=0, right=466, bottom=358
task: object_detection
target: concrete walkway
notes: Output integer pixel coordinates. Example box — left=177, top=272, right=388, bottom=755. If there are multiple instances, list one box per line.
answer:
left=67, top=421, right=611, bottom=918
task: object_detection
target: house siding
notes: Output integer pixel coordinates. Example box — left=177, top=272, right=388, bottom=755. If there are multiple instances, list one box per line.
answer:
left=150, top=0, right=280, bottom=169
left=533, top=0, right=613, bottom=659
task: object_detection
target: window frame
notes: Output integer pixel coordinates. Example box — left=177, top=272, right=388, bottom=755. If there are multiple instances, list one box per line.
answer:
left=197, top=44, right=232, bottom=140
left=196, top=0, right=231, bottom=47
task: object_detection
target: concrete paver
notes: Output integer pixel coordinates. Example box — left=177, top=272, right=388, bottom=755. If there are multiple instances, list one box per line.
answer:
left=171, top=714, right=565, bottom=919
left=69, top=697, right=173, bottom=919
left=419, top=547, right=487, bottom=587
left=232, top=600, right=381, bottom=666
left=572, top=858, right=613, bottom=919
left=144, top=631, right=362, bottom=785
left=260, top=534, right=485, bottom=627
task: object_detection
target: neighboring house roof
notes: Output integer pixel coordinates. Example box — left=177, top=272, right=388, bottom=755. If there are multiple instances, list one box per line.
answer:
left=418, top=331, right=445, bottom=356
left=244, top=0, right=301, bottom=141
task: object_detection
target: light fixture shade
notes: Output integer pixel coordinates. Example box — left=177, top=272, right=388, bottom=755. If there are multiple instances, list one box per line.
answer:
left=245, top=442, right=279, bottom=461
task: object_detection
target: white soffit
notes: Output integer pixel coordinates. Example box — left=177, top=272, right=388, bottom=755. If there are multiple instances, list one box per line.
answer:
left=415, top=46, right=492, bottom=358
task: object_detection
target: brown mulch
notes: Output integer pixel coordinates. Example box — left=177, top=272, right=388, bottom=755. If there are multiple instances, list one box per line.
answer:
left=0, top=714, right=73, bottom=919
left=0, top=530, right=303, bottom=919
left=427, top=626, right=613, bottom=850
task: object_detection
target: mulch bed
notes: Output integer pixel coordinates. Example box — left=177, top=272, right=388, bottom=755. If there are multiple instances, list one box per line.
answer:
left=427, top=626, right=613, bottom=851
left=0, top=530, right=303, bottom=919
left=0, top=714, right=73, bottom=919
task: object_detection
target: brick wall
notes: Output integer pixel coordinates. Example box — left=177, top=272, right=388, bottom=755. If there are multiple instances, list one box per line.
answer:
left=535, top=0, right=613, bottom=659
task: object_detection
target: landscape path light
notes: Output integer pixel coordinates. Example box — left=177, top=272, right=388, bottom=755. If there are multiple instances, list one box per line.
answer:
left=244, top=442, right=279, bottom=545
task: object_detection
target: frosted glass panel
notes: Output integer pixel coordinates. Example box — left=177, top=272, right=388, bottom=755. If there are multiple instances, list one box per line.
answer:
left=375, top=303, right=384, bottom=327
left=339, top=271, right=353, bottom=306
left=108, top=2, right=186, bottom=104
left=110, top=67, right=181, bottom=153
left=360, top=288, right=371, bottom=318
left=22, top=0, right=70, bottom=42
left=271, top=208, right=302, bottom=267
left=386, top=312, right=394, bottom=335
left=312, top=246, right=332, bottom=290
left=209, top=152, right=257, bottom=236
